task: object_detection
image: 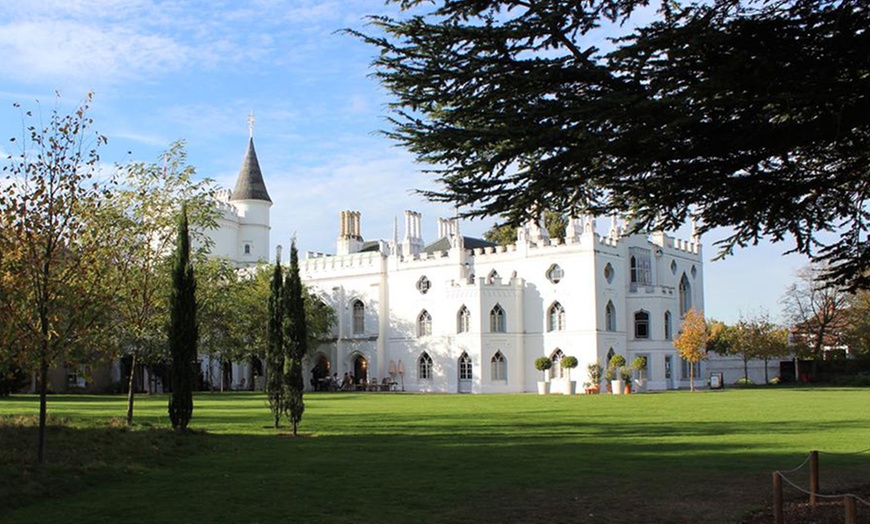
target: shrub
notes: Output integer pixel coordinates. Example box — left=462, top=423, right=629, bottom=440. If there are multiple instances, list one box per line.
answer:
left=0, top=365, right=27, bottom=396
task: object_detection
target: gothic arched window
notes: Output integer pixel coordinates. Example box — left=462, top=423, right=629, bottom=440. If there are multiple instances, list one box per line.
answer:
left=457, top=305, right=471, bottom=333
left=490, top=304, right=506, bottom=333
left=352, top=300, right=365, bottom=335
left=417, top=310, right=432, bottom=337
left=418, top=352, right=433, bottom=380
left=548, top=302, right=566, bottom=332
left=679, top=274, right=692, bottom=316
left=490, top=351, right=507, bottom=381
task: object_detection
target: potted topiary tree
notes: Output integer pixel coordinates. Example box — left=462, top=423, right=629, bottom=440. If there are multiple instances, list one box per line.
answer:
left=603, top=365, right=615, bottom=393
left=631, top=356, right=648, bottom=392
left=561, top=355, right=578, bottom=395
left=585, top=362, right=602, bottom=394
left=621, top=365, right=634, bottom=394
left=534, top=356, right=552, bottom=395
left=608, top=354, right=626, bottom=395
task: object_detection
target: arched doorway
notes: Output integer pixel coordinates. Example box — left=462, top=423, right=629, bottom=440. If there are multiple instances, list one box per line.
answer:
left=353, top=355, right=368, bottom=385
left=312, top=354, right=330, bottom=391
left=251, top=358, right=264, bottom=391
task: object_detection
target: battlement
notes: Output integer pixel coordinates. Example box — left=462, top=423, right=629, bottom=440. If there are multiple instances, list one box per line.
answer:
left=650, top=231, right=701, bottom=255
left=300, top=250, right=381, bottom=274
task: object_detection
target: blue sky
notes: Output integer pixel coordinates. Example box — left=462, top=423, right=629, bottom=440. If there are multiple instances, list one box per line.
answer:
left=0, top=0, right=807, bottom=323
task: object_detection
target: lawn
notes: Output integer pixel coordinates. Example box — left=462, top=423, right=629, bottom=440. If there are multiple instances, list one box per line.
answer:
left=1, top=388, right=869, bottom=523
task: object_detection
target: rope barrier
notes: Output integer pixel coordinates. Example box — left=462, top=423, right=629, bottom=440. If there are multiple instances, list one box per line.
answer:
left=778, top=471, right=870, bottom=506
left=776, top=448, right=870, bottom=511
left=779, top=452, right=812, bottom=474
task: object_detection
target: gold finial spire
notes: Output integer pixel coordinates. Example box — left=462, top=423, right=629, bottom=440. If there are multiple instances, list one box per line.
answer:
left=248, top=111, right=255, bottom=138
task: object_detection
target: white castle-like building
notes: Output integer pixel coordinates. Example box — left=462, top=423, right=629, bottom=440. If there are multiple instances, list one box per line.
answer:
left=208, top=136, right=709, bottom=394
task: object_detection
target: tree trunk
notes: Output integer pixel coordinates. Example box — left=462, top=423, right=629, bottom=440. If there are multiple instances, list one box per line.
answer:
left=38, top=282, right=50, bottom=464
left=690, top=363, right=695, bottom=392
left=37, top=350, right=48, bottom=464
left=764, top=359, right=770, bottom=384
left=743, top=354, right=749, bottom=383
left=126, top=352, right=137, bottom=426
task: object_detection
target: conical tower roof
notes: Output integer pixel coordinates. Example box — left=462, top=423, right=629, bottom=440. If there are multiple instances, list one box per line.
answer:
left=231, top=138, right=271, bottom=203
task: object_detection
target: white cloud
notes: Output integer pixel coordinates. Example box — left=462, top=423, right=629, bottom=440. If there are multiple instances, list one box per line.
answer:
left=0, top=20, right=188, bottom=86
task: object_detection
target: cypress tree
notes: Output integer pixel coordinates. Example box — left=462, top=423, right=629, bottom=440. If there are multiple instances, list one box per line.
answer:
left=283, top=240, right=307, bottom=436
left=265, top=247, right=285, bottom=428
left=168, top=204, right=197, bottom=431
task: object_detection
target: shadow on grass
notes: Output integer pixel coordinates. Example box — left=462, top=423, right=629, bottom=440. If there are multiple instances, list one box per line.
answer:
left=3, top=417, right=869, bottom=524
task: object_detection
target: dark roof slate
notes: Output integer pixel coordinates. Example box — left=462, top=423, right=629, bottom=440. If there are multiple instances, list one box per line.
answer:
left=231, top=138, right=271, bottom=203
left=423, top=236, right=496, bottom=253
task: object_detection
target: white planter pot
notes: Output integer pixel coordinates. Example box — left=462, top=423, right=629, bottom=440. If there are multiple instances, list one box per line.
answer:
left=537, top=381, right=550, bottom=395
left=611, top=379, right=624, bottom=395
left=565, top=380, right=577, bottom=395
left=634, top=378, right=646, bottom=392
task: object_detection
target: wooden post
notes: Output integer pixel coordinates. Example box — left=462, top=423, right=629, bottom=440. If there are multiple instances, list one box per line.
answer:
left=810, top=450, right=819, bottom=506
left=773, top=471, right=784, bottom=524
left=844, top=495, right=857, bottom=524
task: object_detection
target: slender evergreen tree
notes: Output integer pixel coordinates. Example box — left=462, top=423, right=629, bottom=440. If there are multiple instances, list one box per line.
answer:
left=265, top=247, right=286, bottom=428
left=168, top=203, right=197, bottom=431
left=283, top=240, right=307, bottom=436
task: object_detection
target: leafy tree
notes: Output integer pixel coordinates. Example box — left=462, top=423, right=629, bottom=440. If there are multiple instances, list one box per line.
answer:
left=197, top=259, right=248, bottom=391
left=0, top=94, right=120, bottom=462
left=709, top=314, right=789, bottom=384
left=283, top=240, right=308, bottom=436
left=674, top=308, right=708, bottom=391
left=266, top=248, right=286, bottom=428
left=781, top=264, right=850, bottom=377
left=167, top=204, right=197, bottom=431
left=111, top=141, right=216, bottom=424
left=706, top=320, right=735, bottom=356
left=353, top=0, right=870, bottom=288
left=736, top=313, right=790, bottom=384
left=844, top=291, right=870, bottom=358
left=304, top=288, right=337, bottom=358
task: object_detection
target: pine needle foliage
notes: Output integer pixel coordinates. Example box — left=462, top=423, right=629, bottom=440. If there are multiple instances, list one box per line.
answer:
left=168, top=204, right=197, bottom=431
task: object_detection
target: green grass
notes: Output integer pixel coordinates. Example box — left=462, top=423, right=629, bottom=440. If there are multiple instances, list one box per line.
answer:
left=1, top=388, right=869, bottom=523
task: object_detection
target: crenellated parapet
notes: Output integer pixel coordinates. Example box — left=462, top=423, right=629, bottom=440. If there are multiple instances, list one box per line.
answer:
left=299, top=250, right=381, bottom=275
left=650, top=231, right=702, bottom=256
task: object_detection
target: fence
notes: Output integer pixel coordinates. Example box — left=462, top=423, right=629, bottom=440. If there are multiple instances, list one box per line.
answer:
left=772, top=448, right=870, bottom=524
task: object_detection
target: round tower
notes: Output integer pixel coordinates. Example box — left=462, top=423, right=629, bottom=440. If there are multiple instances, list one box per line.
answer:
left=229, top=136, right=272, bottom=265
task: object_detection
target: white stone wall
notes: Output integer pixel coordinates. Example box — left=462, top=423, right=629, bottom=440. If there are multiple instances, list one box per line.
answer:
left=292, top=215, right=705, bottom=394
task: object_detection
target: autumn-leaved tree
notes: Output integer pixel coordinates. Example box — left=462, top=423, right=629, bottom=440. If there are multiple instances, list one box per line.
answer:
left=782, top=264, right=850, bottom=376
left=674, top=308, right=708, bottom=391
left=0, top=93, right=120, bottom=462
